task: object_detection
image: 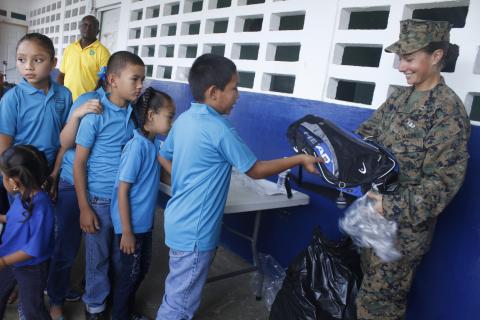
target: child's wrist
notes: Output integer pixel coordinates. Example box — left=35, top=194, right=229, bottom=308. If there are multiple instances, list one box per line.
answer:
left=0, top=257, right=7, bottom=267
left=122, top=229, right=133, bottom=235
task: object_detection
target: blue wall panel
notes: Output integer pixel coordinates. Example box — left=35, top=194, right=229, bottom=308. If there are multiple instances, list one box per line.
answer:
left=149, top=80, right=480, bottom=319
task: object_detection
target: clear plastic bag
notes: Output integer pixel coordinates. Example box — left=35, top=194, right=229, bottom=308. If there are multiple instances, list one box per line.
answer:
left=339, top=194, right=401, bottom=263
left=252, top=253, right=286, bottom=311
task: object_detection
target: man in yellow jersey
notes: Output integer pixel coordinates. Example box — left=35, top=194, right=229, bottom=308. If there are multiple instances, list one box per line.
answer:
left=57, top=15, right=110, bottom=101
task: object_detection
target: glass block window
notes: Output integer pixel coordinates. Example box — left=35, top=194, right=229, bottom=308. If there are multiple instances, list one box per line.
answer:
left=146, top=5, right=160, bottom=19
left=129, top=27, right=141, bottom=39
left=204, top=44, right=225, bottom=56
left=238, top=71, right=255, bottom=88
left=146, top=65, right=153, bottom=77
left=159, top=45, right=175, bottom=58
left=271, top=12, right=305, bottom=31
left=164, top=2, right=180, bottom=16
left=144, top=25, right=158, bottom=38
left=161, top=23, right=177, bottom=36
left=179, top=44, right=198, bottom=58
left=157, top=65, right=173, bottom=79
left=141, top=45, right=156, bottom=57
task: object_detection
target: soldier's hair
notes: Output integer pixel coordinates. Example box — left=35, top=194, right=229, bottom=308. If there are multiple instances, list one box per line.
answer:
left=133, top=87, right=174, bottom=136
left=0, top=145, right=50, bottom=222
left=188, top=54, right=237, bottom=102
left=16, top=33, right=55, bottom=61
left=423, top=41, right=459, bottom=72
left=95, top=51, right=145, bottom=90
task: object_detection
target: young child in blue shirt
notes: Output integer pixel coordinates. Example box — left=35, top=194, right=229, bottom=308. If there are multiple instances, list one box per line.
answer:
left=73, top=51, right=145, bottom=319
left=0, top=33, right=72, bottom=196
left=110, top=87, right=175, bottom=320
left=156, top=54, right=320, bottom=320
left=46, top=87, right=103, bottom=319
left=0, top=145, right=54, bottom=319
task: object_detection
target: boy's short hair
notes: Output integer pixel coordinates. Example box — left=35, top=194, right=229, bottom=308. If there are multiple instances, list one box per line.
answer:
left=188, top=54, right=237, bottom=102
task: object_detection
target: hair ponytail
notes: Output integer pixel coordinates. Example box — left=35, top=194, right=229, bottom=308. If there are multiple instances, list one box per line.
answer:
left=133, top=87, right=173, bottom=136
left=424, top=41, right=460, bottom=72
left=443, top=43, right=459, bottom=72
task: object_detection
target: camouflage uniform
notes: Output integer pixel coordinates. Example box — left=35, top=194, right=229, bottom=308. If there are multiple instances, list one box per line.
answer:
left=354, top=19, right=471, bottom=320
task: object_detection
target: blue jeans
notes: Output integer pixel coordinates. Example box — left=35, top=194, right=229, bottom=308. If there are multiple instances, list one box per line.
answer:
left=0, top=261, right=50, bottom=320
left=47, top=178, right=82, bottom=306
left=112, top=232, right=152, bottom=320
left=156, top=247, right=215, bottom=320
left=82, top=196, right=114, bottom=314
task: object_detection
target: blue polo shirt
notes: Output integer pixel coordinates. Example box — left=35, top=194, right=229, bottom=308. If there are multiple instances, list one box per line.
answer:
left=111, top=129, right=161, bottom=234
left=0, top=78, right=72, bottom=166
left=159, top=102, right=257, bottom=251
left=75, top=92, right=135, bottom=199
left=0, top=192, right=54, bottom=267
left=60, top=87, right=106, bottom=184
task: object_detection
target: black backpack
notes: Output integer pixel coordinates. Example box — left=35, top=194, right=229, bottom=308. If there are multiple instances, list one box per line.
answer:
left=286, top=115, right=398, bottom=207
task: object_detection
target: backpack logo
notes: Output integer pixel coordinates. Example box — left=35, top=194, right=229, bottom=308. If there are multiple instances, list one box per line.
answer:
left=358, top=162, right=367, bottom=174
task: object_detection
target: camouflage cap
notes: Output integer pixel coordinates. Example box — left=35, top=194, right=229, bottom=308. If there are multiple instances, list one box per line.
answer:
left=385, top=19, right=451, bottom=55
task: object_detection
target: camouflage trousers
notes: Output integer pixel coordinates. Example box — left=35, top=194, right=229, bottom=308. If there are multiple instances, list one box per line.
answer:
left=356, top=248, right=423, bottom=320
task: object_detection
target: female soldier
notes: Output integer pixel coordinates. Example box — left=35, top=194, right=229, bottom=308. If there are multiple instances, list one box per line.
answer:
left=355, top=19, right=470, bottom=319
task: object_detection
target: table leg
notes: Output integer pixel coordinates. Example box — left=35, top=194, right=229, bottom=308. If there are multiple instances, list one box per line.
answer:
left=252, top=211, right=263, bottom=300
left=206, top=210, right=265, bottom=302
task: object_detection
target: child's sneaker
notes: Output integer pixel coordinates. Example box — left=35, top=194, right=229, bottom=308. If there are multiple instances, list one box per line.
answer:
left=85, top=310, right=105, bottom=320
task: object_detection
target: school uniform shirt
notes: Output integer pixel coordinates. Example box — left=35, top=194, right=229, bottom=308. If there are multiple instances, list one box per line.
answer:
left=60, top=39, right=110, bottom=101
left=75, top=92, right=135, bottom=199
left=0, top=192, right=54, bottom=267
left=0, top=78, right=72, bottom=166
left=159, top=102, right=257, bottom=252
left=110, top=129, right=161, bottom=234
left=60, top=87, right=106, bottom=184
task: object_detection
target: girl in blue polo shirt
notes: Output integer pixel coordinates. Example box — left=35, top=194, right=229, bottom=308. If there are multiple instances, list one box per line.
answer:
left=0, top=33, right=72, bottom=199
left=0, top=145, right=54, bottom=319
left=110, top=87, right=175, bottom=320
left=73, top=51, right=145, bottom=318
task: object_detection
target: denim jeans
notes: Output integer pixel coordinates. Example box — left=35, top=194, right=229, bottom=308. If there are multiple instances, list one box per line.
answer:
left=156, top=247, right=215, bottom=320
left=47, top=178, right=82, bottom=306
left=111, top=232, right=152, bottom=320
left=0, top=261, right=50, bottom=320
left=82, top=196, right=114, bottom=314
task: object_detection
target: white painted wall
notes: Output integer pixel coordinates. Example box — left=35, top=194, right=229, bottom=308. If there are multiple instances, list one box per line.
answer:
left=4, top=0, right=480, bottom=123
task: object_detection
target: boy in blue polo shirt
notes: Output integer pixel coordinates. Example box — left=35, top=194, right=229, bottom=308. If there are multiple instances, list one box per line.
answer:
left=156, top=54, right=320, bottom=320
left=73, top=51, right=145, bottom=319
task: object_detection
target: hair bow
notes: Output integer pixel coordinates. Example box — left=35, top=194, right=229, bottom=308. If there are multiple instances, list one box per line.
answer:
left=97, top=66, right=107, bottom=81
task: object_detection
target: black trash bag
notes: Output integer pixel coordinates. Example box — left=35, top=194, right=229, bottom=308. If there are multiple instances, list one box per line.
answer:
left=269, top=228, right=362, bottom=320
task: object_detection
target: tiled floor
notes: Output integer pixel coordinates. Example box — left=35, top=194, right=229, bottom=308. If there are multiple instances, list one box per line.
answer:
left=4, top=209, right=270, bottom=320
